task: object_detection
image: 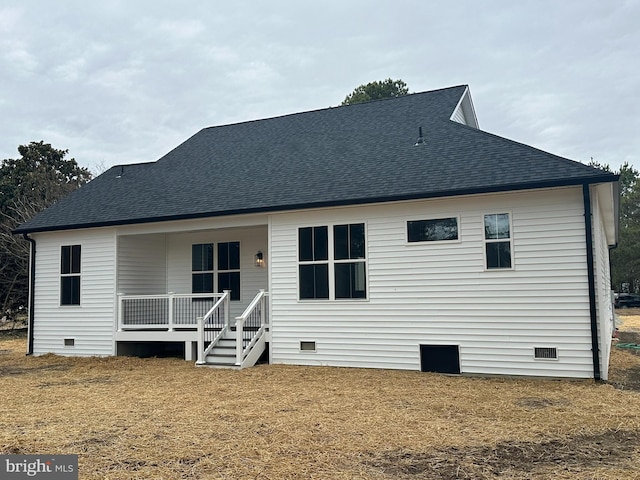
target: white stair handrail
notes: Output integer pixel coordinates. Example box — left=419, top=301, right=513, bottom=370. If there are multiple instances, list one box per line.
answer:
left=235, top=289, right=268, bottom=365
left=196, top=290, right=230, bottom=364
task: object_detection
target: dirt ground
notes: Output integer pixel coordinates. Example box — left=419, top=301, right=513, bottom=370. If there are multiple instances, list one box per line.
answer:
left=1, top=323, right=640, bottom=479
left=611, top=310, right=640, bottom=392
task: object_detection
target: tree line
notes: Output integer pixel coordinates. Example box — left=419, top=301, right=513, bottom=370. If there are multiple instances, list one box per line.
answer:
left=0, top=142, right=91, bottom=324
left=598, top=162, right=640, bottom=293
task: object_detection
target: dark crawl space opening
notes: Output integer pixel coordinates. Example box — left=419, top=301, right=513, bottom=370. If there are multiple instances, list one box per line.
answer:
left=420, top=344, right=461, bottom=374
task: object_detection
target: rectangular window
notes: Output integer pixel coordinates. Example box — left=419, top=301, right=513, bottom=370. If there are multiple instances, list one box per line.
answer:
left=60, top=245, right=81, bottom=305
left=299, top=227, right=329, bottom=299
left=192, top=243, right=214, bottom=294
left=218, top=242, right=240, bottom=300
left=298, top=226, right=328, bottom=262
left=334, top=223, right=366, bottom=299
left=298, top=224, right=367, bottom=300
left=484, top=213, right=512, bottom=269
left=407, top=217, right=458, bottom=242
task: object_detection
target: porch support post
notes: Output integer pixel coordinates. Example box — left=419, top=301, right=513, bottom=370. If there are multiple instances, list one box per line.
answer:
left=236, top=318, right=244, bottom=365
left=196, top=316, right=204, bottom=364
left=168, top=292, right=175, bottom=331
left=117, top=293, right=124, bottom=332
left=185, top=341, right=194, bottom=361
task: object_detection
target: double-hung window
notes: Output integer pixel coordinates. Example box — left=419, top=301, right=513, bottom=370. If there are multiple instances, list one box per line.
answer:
left=218, top=242, right=241, bottom=301
left=298, top=223, right=367, bottom=300
left=192, top=243, right=214, bottom=294
left=298, top=226, right=329, bottom=300
left=334, top=224, right=366, bottom=299
left=191, top=242, right=241, bottom=300
left=60, top=245, right=81, bottom=305
left=484, top=213, right=512, bottom=269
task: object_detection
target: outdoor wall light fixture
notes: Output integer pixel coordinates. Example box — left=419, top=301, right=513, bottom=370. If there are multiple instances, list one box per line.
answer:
left=255, top=251, right=265, bottom=268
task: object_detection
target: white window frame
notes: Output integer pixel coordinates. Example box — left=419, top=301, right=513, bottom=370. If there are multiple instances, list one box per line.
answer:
left=405, top=215, right=461, bottom=245
left=191, top=243, right=214, bottom=294
left=60, top=244, right=81, bottom=307
left=217, top=241, right=241, bottom=301
left=482, top=212, right=514, bottom=271
left=191, top=241, right=242, bottom=300
left=333, top=223, right=367, bottom=300
left=297, top=222, right=369, bottom=302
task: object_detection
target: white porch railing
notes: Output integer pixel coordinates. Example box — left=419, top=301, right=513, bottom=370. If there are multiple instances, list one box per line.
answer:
left=196, top=290, right=231, bottom=364
left=118, top=293, right=225, bottom=331
left=235, top=289, right=269, bottom=367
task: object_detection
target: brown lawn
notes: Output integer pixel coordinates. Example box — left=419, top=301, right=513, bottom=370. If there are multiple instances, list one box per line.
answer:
left=1, top=328, right=640, bottom=480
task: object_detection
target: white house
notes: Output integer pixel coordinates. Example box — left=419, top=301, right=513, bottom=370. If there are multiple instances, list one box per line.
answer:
left=15, top=85, right=619, bottom=379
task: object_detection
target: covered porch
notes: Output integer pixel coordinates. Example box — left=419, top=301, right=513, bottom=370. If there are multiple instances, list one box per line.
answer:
left=113, top=220, right=269, bottom=367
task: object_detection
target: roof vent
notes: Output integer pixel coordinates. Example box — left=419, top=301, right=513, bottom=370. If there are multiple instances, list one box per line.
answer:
left=414, top=126, right=425, bottom=146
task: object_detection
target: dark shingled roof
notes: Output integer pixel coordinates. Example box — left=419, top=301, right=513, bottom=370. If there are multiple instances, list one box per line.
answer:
left=15, top=85, right=618, bottom=234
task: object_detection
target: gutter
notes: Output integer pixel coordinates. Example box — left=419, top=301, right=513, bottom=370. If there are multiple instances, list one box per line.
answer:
left=22, top=234, right=36, bottom=355
left=582, top=184, right=601, bottom=380
left=14, top=175, right=619, bottom=235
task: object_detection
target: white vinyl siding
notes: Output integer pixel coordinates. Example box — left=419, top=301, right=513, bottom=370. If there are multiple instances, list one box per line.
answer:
left=451, top=105, right=468, bottom=125
left=591, top=188, right=614, bottom=380
left=117, top=234, right=167, bottom=295
left=165, top=226, right=268, bottom=320
left=269, top=186, right=595, bottom=378
left=449, top=87, right=479, bottom=128
left=32, top=228, right=116, bottom=356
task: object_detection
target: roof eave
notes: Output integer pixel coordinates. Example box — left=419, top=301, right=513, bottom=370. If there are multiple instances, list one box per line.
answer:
left=13, top=174, right=618, bottom=235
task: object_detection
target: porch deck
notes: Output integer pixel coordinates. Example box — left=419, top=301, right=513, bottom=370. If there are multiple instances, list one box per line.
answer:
left=116, top=291, right=269, bottom=367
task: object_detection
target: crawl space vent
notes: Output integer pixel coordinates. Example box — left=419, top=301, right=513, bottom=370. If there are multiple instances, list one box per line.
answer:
left=534, top=347, right=557, bottom=360
left=64, top=338, right=75, bottom=347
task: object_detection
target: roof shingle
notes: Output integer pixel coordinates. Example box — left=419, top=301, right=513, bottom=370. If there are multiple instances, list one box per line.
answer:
left=15, top=85, right=618, bottom=234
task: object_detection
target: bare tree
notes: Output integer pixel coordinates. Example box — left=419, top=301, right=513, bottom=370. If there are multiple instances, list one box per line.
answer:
left=0, top=142, right=91, bottom=327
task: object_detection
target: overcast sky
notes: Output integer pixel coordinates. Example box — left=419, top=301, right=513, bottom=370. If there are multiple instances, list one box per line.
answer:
left=1, top=0, right=638, bottom=174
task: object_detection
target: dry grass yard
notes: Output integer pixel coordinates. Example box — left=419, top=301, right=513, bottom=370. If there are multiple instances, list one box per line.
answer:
left=1, top=317, right=640, bottom=480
